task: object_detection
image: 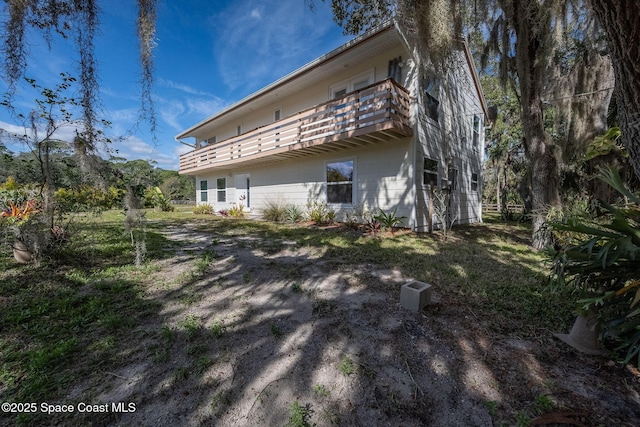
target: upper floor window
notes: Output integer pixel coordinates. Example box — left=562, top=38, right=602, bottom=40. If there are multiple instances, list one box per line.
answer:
left=329, top=69, right=375, bottom=100
left=473, top=115, right=481, bottom=149
left=274, top=109, right=281, bottom=121
left=200, top=180, right=208, bottom=202
left=236, top=125, right=242, bottom=136
left=216, top=177, right=226, bottom=203
left=424, top=77, right=440, bottom=122
left=326, top=160, right=354, bottom=204
left=423, top=157, right=438, bottom=187
left=388, top=56, right=402, bottom=82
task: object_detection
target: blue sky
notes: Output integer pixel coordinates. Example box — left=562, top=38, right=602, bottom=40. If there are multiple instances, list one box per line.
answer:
left=0, top=0, right=352, bottom=170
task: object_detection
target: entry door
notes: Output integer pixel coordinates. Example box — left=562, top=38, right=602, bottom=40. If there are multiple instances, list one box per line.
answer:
left=235, top=174, right=250, bottom=209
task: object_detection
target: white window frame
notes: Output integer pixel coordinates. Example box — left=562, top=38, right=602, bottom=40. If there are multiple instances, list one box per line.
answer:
left=473, top=115, right=481, bottom=150
left=471, top=172, right=479, bottom=192
left=326, top=158, right=355, bottom=205
left=329, top=69, right=375, bottom=99
left=199, top=180, right=208, bottom=203
left=423, top=76, right=440, bottom=123
left=216, top=177, right=227, bottom=203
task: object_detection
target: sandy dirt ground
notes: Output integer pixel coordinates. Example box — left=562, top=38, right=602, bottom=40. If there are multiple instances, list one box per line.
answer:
left=63, top=222, right=640, bottom=427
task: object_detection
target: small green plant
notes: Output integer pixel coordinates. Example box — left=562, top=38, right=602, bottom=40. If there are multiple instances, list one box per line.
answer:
left=243, top=271, right=251, bottom=283
left=306, top=200, right=335, bottom=224
left=313, top=384, right=330, bottom=398
left=514, top=410, right=530, bottom=427
left=338, top=356, right=354, bottom=376
left=179, top=314, right=203, bottom=339
left=228, top=203, right=246, bottom=218
left=161, top=324, right=175, bottom=341
left=285, top=205, right=304, bottom=223
left=195, top=355, right=213, bottom=374
left=270, top=323, right=282, bottom=338
left=286, top=400, right=313, bottom=427
left=291, top=282, right=302, bottom=293
left=262, top=197, right=288, bottom=222
left=173, top=366, right=190, bottom=382
left=483, top=400, right=497, bottom=416
left=211, top=320, right=225, bottom=338
left=210, top=389, right=232, bottom=414
left=193, top=204, right=214, bottom=214
left=373, top=208, right=406, bottom=230
left=533, top=394, right=555, bottom=415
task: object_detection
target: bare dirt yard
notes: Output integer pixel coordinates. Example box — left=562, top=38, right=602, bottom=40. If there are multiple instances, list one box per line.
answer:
left=3, top=216, right=640, bottom=426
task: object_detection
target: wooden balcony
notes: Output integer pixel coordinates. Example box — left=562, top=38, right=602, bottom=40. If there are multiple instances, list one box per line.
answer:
left=179, top=78, right=413, bottom=174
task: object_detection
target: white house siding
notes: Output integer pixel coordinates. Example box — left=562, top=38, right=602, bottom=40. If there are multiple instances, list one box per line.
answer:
left=195, top=138, right=417, bottom=228
left=413, top=49, right=485, bottom=231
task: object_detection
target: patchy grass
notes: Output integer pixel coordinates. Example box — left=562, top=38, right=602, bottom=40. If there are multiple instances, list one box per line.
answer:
left=0, top=209, right=585, bottom=426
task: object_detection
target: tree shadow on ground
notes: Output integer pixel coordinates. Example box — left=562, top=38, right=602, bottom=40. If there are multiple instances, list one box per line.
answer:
left=2, top=217, right=639, bottom=426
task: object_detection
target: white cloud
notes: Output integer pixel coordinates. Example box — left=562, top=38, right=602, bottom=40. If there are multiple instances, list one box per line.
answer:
left=186, top=98, right=226, bottom=118
left=159, top=100, right=186, bottom=132
left=158, top=78, right=216, bottom=97
left=250, top=8, right=262, bottom=19
left=211, top=0, right=345, bottom=93
left=0, top=119, right=80, bottom=145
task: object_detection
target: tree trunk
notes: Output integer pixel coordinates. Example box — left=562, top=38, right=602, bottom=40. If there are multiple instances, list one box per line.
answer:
left=589, top=0, right=640, bottom=180
left=510, top=1, right=561, bottom=249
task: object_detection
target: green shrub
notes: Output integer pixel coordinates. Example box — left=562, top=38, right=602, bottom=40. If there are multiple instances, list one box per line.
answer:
left=374, top=208, right=406, bottom=230
left=262, top=198, right=288, bottom=222
left=285, top=205, right=304, bottom=223
left=55, top=185, right=124, bottom=211
left=193, top=204, right=214, bottom=215
left=228, top=204, right=246, bottom=218
left=144, top=186, right=174, bottom=212
left=306, top=200, right=335, bottom=224
left=549, top=167, right=640, bottom=366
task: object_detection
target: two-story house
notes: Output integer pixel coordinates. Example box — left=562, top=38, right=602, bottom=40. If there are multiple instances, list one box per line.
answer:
left=176, top=21, right=487, bottom=231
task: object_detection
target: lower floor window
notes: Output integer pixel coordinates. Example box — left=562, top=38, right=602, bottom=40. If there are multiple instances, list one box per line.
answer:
left=471, top=172, right=479, bottom=191
left=217, top=177, right=226, bottom=202
left=447, top=167, right=458, bottom=191
left=423, top=157, right=438, bottom=187
left=200, top=180, right=208, bottom=202
left=326, top=160, right=353, bottom=204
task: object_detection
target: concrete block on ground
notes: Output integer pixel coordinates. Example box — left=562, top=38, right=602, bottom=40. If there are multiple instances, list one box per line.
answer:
left=400, top=280, right=432, bottom=313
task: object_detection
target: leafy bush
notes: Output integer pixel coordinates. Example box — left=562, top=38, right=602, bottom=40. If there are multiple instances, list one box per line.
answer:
left=55, top=185, right=124, bottom=212
left=193, top=204, right=214, bottom=215
left=549, top=167, right=640, bottom=366
left=144, top=186, right=174, bottom=212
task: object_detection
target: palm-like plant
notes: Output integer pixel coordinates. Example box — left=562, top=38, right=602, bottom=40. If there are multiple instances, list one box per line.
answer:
left=549, top=167, right=640, bottom=365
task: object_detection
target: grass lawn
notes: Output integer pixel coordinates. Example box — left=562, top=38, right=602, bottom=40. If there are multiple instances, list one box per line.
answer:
left=1, top=209, right=637, bottom=426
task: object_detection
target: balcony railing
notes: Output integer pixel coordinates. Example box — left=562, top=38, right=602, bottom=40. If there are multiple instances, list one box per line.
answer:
left=179, top=78, right=412, bottom=174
